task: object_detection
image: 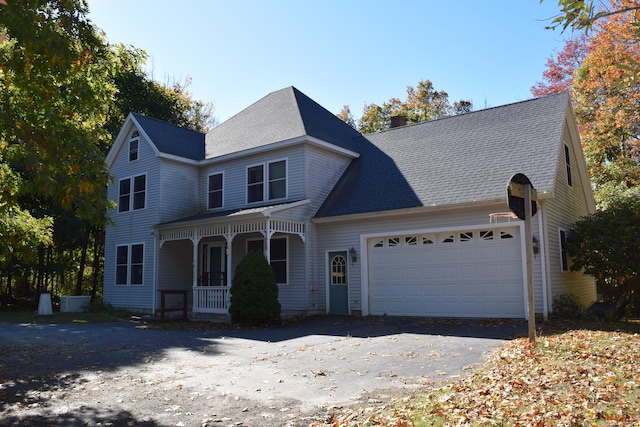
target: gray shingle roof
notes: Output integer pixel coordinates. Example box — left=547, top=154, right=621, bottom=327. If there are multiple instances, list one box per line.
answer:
left=315, top=92, right=570, bottom=218
left=132, top=113, right=205, bottom=160
left=205, top=86, right=364, bottom=158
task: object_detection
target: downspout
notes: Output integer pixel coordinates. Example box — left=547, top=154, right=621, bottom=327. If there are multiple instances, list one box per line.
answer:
left=538, top=201, right=549, bottom=319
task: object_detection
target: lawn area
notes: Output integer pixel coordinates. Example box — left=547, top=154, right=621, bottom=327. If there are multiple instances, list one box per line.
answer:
left=321, top=321, right=640, bottom=427
left=0, top=304, right=133, bottom=324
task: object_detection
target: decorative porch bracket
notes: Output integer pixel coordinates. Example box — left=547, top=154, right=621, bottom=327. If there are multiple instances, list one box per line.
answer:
left=158, top=219, right=306, bottom=246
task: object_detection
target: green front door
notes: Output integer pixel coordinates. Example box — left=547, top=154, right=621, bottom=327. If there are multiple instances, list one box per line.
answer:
left=329, top=251, right=349, bottom=315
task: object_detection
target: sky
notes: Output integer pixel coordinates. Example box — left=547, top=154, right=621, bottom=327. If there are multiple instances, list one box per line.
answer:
left=88, top=0, right=573, bottom=124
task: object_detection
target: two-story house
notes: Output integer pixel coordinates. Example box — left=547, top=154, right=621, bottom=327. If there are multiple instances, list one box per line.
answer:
left=103, top=86, right=596, bottom=319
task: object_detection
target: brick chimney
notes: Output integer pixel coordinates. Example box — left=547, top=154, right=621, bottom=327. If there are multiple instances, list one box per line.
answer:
left=390, top=115, right=407, bottom=128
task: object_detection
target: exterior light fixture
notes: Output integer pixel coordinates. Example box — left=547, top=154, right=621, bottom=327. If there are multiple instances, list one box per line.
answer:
left=349, top=247, right=357, bottom=264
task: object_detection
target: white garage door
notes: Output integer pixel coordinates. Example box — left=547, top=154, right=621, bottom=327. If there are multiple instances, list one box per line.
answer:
left=367, top=227, right=524, bottom=318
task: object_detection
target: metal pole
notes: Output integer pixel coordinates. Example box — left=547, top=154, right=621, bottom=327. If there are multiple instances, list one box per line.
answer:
left=524, top=183, right=536, bottom=343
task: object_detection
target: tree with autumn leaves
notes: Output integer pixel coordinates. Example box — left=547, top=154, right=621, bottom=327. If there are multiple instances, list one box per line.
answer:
left=338, top=79, right=472, bottom=134
left=536, top=0, right=640, bottom=316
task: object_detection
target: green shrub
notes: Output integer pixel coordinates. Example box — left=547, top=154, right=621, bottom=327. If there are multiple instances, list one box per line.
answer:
left=229, top=250, right=281, bottom=326
left=550, top=293, right=585, bottom=319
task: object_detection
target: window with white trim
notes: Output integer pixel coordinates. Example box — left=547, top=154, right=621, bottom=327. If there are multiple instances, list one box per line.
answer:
left=559, top=228, right=569, bottom=272
left=118, top=174, right=146, bottom=212
left=208, top=172, right=223, bottom=209
left=115, top=243, right=144, bottom=285
left=245, top=237, right=288, bottom=284
left=246, top=159, right=287, bottom=203
left=129, top=130, right=139, bottom=162
left=564, top=143, right=573, bottom=187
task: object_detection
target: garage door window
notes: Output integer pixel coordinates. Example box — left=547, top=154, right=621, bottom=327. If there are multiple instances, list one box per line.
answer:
left=480, top=230, right=494, bottom=240
left=371, top=230, right=516, bottom=248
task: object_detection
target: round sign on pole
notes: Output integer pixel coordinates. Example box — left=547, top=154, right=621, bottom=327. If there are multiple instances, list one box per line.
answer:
left=508, top=173, right=537, bottom=220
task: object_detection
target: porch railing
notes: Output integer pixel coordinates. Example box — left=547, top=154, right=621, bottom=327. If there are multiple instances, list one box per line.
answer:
left=193, top=286, right=230, bottom=313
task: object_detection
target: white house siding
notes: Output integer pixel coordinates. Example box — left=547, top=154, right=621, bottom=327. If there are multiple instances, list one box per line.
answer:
left=158, top=159, right=199, bottom=223
left=104, top=127, right=161, bottom=313
left=156, top=239, right=194, bottom=309
left=198, top=146, right=306, bottom=212
left=315, top=204, right=547, bottom=318
left=542, top=127, right=597, bottom=310
left=304, top=144, right=352, bottom=213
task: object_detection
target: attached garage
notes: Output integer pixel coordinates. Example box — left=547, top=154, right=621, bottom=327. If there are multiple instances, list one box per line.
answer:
left=366, top=226, right=525, bottom=318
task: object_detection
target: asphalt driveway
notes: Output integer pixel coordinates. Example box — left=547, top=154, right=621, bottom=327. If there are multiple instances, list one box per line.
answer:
left=0, top=316, right=527, bottom=426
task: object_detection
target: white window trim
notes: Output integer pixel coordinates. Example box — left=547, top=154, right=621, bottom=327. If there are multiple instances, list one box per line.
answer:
left=245, top=158, right=288, bottom=204
left=115, top=243, right=145, bottom=286
left=207, top=171, right=224, bottom=210
left=117, top=172, right=147, bottom=213
left=244, top=236, right=289, bottom=285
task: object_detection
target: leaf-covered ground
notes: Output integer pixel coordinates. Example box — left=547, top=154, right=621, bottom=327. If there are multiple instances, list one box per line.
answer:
left=316, top=323, right=640, bottom=426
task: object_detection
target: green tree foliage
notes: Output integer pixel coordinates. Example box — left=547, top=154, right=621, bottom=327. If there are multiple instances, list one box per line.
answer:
left=229, top=251, right=281, bottom=326
left=567, top=199, right=640, bottom=317
left=1, top=0, right=115, bottom=222
left=348, top=79, right=472, bottom=134
left=106, top=44, right=216, bottom=141
left=0, top=1, right=216, bottom=302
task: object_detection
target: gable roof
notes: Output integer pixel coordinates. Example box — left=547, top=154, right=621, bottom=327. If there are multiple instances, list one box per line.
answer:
left=204, top=86, right=365, bottom=158
left=315, top=92, right=572, bottom=218
left=131, top=113, right=205, bottom=160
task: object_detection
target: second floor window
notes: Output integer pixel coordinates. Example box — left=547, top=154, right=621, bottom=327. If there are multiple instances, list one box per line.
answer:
left=247, top=159, right=287, bottom=203
left=208, top=173, right=223, bottom=209
left=118, top=174, right=146, bottom=212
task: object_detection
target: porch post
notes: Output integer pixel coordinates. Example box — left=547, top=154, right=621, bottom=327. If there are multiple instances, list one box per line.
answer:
left=189, top=236, right=201, bottom=288
left=262, top=219, right=274, bottom=264
left=223, top=226, right=237, bottom=288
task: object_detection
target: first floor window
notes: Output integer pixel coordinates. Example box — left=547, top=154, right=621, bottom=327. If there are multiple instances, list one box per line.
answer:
left=245, top=237, right=287, bottom=284
left=115, top=244, right=144, bottom=285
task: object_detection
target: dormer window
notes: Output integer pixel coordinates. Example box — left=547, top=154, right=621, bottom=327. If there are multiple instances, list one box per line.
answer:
left=129, top=130, right=140, bottom=162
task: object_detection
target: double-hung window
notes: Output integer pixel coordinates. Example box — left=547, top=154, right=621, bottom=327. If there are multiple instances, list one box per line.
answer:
left=245, top=237, right=288, bottom=284
left=246, top=159, right=287, bottom=203
left=116, top=244, right=144, bottom=285
left=118, top=174, right=146, bottom=212
left=208, top=172, right=223, bottom=209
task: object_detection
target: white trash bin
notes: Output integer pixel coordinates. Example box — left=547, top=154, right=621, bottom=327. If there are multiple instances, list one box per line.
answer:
left=37, top=293, right=53, bottom=316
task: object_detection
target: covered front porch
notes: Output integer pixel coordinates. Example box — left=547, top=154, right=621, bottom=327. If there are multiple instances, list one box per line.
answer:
left=154, top=205, right=307, bottom=316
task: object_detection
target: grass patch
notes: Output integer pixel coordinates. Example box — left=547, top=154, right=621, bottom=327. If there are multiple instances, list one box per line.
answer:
left=321, top=320, right=640, bottom=426
left=0, top=303, right=134, bottom=324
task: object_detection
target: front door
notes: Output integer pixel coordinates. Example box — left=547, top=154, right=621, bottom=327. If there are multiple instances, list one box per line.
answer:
left=328, top=251, right=349, bottom=315
left=201, top=243, right=226, bottom=286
